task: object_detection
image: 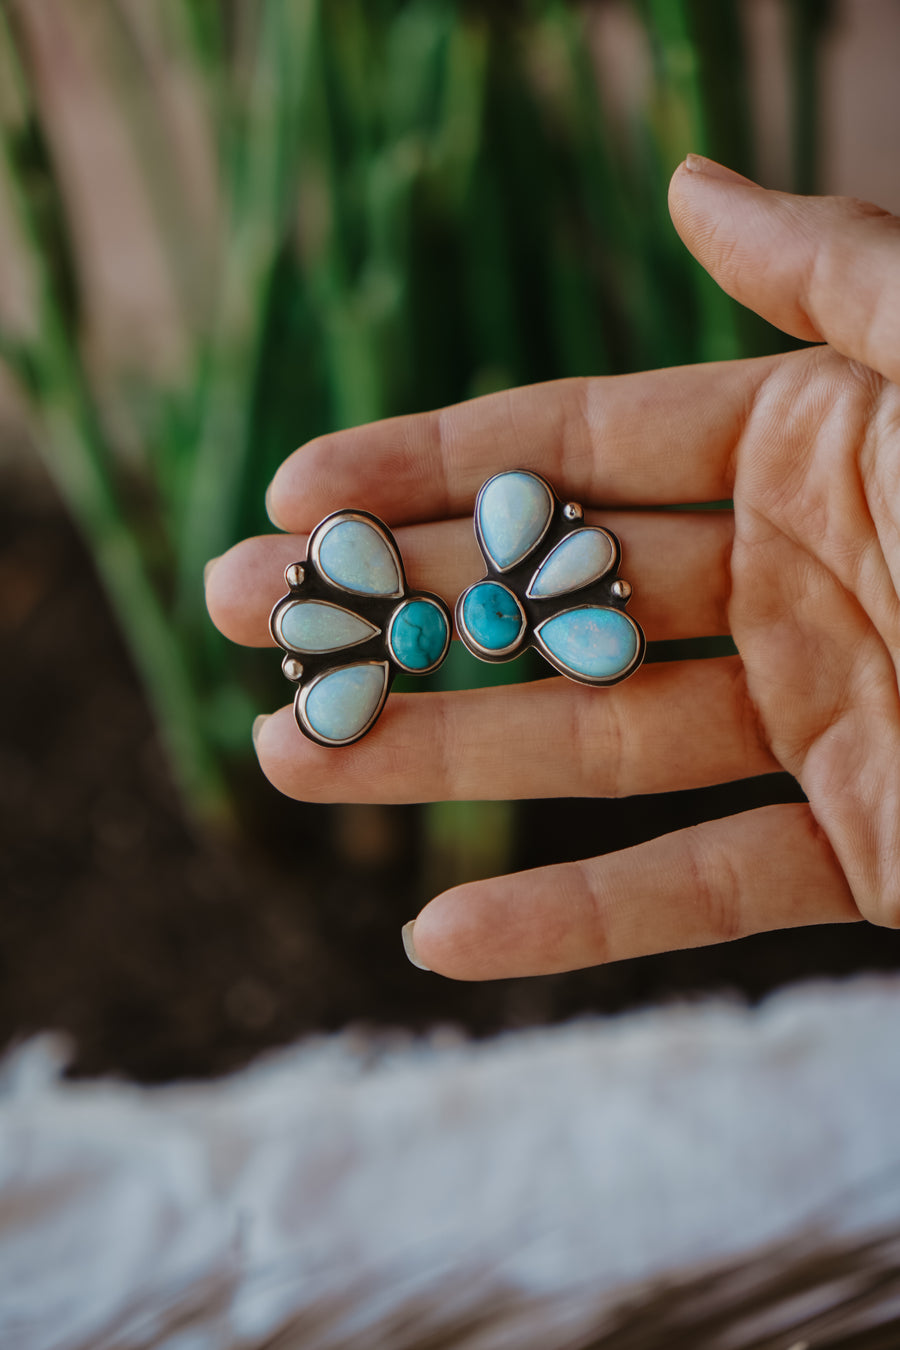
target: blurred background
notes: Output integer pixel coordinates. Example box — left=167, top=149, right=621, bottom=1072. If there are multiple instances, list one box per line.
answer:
left=2, top=0, right=900, bottom=1082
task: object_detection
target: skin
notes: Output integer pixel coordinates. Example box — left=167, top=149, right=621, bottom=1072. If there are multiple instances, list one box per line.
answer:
left=206, top=155, right=900, bottom=980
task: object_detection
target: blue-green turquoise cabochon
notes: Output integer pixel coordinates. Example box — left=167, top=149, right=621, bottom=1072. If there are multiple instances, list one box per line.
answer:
left=461, top=582, right=524, bottom=652
left=477, top=471, right=552, bottom=570
left=302, top=663, right=388, bottom=743
left=278, top=600, right=378, bottom=652
left=316, top=519, right=402, bottom=596
left=388, top=599, right=449, bottom=671
left=537, top=607, right=638, bottom=681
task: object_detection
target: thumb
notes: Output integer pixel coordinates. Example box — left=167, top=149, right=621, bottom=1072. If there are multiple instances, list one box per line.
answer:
left=669, top=155, right=900, bottom=387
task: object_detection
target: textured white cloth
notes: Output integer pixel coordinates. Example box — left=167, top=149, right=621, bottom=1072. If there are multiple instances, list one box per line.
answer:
left=1, top=977, right=899, bottom=1349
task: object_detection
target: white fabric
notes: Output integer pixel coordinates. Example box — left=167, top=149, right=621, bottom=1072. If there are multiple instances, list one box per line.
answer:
left=0, top=977, right=899, bottom=1348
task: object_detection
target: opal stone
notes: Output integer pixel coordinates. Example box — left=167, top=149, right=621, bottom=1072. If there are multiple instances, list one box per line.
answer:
left=538, top=606, right=638, bottom=680
left=461, top=582, right=524, bottom=652
left=303, top=663, right=388, bottom=743
left=528, top=528, right=614, bottom=598
left=477, top=472, right=552, bottom=570
left=279, top=600, right=378, bottom=652
left=389, top=599, right=449, bottom=671
left=317, top=519, right=401, bottom=595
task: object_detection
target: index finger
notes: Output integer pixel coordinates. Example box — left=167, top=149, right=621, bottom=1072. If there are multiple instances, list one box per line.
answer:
left=266, top=357, right=779, bottom=533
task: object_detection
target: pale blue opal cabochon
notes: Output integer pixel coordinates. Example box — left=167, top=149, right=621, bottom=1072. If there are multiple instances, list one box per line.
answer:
left=461, top=582, right=524, bottom=652
left=388, top=599, right=449, bottom=671
left=477, top=472, right=552, bottom=570
left=537, top=607, right=638, bottom=681
left=279, top=600, right=378, bottom=652
left=528, top=528, right=614, bottom=598
left=302, top=663, right=388, bottom=743
left=317, top=519, right=402, bottom=595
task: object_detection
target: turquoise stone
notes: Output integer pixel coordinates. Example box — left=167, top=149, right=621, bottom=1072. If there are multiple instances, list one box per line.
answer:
left=304, top=663, right=388, bottom=743
left=279, top=600, right=378, bottom=653
left=461, top=582, right=523, bottom=652
left=538, top=606, right=638, bottom=680
left=477, top=472, right=552, bottom=570
left=389, top=599, right=449, bottom=671
left=528, top=529, right=613, bottom=598
left=317, top=519, right=401, bottom=595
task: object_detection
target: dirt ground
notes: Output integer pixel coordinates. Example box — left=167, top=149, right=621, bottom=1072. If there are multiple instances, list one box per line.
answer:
left=3, top=454, right=900, bottom=1083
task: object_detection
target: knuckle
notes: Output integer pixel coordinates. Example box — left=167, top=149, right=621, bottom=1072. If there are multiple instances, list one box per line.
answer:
left=683, top=827, right=745, bottom=945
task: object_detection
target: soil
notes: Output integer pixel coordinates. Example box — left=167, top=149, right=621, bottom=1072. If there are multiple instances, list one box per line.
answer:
left=3, top=453, right=900, bottom=1083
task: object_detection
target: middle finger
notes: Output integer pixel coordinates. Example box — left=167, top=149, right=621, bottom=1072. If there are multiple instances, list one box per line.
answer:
left=206, top=510, right=733, bottom=648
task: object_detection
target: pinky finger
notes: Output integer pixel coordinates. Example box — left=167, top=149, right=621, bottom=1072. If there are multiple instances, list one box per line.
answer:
left=407, top=804, right=860, bottom=980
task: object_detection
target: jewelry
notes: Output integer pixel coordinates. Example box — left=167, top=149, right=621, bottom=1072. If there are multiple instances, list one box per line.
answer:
left=270, top=511, right=451, bottom=746
left=456, top=470, right=644, bottom=685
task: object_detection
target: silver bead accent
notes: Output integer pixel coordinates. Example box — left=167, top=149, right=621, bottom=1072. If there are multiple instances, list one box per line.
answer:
left=282, top=655, right=304, bottom=681
left=563, top=502, right=582, bottom=521
left=611, top=578, right=631, bottom=601
left=285, top=563, right=305, bottom=589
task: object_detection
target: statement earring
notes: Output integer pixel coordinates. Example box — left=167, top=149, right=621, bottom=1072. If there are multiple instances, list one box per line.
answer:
left=456, top=470, right=644, bottom=685
left=270, top=511, right=451, bottom=747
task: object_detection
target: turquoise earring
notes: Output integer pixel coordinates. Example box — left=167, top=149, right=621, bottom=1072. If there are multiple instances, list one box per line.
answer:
left=456, top=470, right=644, bottom=685
left=270, top=511, right=451, bottom=747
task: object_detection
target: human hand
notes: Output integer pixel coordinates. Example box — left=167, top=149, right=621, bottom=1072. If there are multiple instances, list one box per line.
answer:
left=206, top=155, right=900, bottom=980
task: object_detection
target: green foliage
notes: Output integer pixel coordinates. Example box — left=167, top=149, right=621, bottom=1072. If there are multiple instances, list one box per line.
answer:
left=0, top=1, right=823, bottom=846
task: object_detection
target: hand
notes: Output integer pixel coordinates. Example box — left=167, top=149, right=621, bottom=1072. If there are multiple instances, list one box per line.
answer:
left=206, top=155, right=900, bottom=980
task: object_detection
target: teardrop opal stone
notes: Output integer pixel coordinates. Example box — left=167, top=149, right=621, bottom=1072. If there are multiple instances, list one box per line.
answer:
left=477, top=472, right=552, bottom=570
left=303, top=663, right=388, bottom=743
left=279, top=601, right=378, bottom=652
left=538, top=607, right=638, bottom=680
left=528, top=529, right=614, bottom=597
left=317, top=519, right=401, bottom=595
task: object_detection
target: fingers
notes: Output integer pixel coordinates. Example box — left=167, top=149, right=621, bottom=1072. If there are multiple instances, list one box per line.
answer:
left=264, top=359, right=776, bottom=531
left=407, top=803, right=859, bottom=980
left=206, top=509, right=733, bottom=648
left=669, top=155, right=900, bottom=387
left=254, top=657, right=778, bottom=803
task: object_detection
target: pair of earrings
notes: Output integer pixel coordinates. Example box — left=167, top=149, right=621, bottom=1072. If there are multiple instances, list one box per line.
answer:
left=269, top=469, right=645, bottom=748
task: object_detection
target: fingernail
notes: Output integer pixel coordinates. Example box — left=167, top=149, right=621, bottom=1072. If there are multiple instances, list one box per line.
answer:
left=402, top=920, right=430, bottom=972
left=265, top=481, right=286, bottom=530
left=683, top=154, right=755, bottom=186
left=251, top=714, right=269, bottom=748
left=203, top=556, right=220, bottom=588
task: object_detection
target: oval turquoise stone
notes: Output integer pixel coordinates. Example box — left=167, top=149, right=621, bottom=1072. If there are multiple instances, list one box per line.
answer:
left=389, top=599, right=449, bottom=671
left=461, top=582, right=523, bottom=652
left=538, top=606, right=638, bottom=680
